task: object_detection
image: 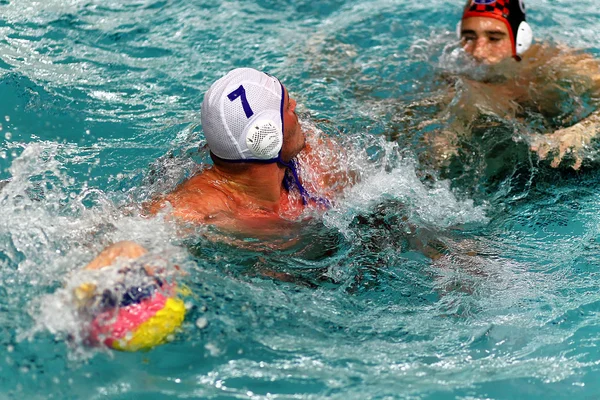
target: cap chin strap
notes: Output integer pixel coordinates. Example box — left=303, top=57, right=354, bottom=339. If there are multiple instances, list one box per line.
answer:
left=277, top=156, right=331, bottom=208
left=209, top=152, right=331, bottom=208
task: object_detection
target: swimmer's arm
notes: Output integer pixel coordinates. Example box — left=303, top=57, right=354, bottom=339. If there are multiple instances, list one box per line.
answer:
left=299, top=131, right=360, bottom=196
left=530, top=110, right=600, bottom=170
left=418, top=81, right=487, bottom=169
left=419, top=112, right=475, bottom=169
left=526, top=50, right=600, bottom=169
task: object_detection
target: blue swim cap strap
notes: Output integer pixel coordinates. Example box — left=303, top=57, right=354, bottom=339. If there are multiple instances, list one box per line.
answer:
left=210, top=151, right=279, bottom=164
left=278, top=156, right=331, bottom=208
left=210, top=152, right=330, bottom=208
left=274, top=80, right=330, bottom=207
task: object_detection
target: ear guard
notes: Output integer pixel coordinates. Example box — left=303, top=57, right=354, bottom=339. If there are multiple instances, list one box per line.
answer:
left=244, top=112, right=283, bottom=160
left=514, top=21, right=532, bottom=56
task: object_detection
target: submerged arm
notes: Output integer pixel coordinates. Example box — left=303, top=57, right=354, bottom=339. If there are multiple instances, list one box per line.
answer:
left=421, top=129, right=460, bottom=169
left=530, top=110, right=600, bottom=169
left=529, top=52, right=600, bottom=169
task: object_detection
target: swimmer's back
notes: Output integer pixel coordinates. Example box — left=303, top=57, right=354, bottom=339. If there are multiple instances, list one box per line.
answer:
left=145, top=169, right=306, bottom=234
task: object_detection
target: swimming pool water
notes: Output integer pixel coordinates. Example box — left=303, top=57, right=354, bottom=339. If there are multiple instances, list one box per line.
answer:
left=1, top=0, right=600, bottom=399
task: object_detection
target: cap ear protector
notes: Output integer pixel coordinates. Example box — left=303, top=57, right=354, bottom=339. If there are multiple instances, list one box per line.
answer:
left=514, top=21, right=532, bottom=56
left=458, top=0, right=533, bottom=58
left=245, top=116, right=283, bottom=160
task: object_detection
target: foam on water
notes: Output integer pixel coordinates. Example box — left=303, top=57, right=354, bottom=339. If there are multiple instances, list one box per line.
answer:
left=0, top=142, right=194, bottom=356
left=322, top=139, right=489, bottom=239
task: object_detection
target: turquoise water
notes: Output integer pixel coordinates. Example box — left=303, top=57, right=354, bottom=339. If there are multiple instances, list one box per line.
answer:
left=1, top=0, right=600, bottom=398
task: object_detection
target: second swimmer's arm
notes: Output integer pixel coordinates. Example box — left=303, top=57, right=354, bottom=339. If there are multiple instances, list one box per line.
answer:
left=530, top=109, right=600, bottom=170
left=528, top=51, right=600, bottom=169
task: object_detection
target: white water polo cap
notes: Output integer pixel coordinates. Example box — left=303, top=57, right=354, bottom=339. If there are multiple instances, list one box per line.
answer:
left=201, top=68, right=285, bottom=161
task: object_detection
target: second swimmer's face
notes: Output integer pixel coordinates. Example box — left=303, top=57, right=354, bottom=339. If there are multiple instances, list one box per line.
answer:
left=280, top=86, right=305, bottom=162
left=461, top=17, right=514, bottom=64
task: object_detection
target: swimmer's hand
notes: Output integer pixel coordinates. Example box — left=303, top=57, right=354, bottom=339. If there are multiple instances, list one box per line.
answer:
left=74, top=241, right=150, bottom=309
left=299, top=128, right=359, bottom=196
left=84, top=241, right=148, bottom=270
left=73, top=282, right=97, bottom=308
left=421, top=130, right=459, bottom=168
left=529, top=123, right=598, bottom=170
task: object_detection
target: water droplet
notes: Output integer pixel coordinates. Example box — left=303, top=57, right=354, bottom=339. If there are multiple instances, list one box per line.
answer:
left=7, top=345, right=13, bottom=353
left=4, top=115, right=9, bottom=122
left=69, top=192, right=76, bottom=199
left=85, top=129, right=90, bottom=135
left=195, top=317, right=208, bottom=329
left=0, top=151, right=6, bottom=159
left=5, top=132, right=11, bottom=140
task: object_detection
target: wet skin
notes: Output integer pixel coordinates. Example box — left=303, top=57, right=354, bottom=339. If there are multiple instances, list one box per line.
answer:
left=461, top=17, right=513, bottom=65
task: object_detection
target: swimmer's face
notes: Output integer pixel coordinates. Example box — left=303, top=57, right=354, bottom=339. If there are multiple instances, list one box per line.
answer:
left=280, top=86, right=305, bottom=162
left=461, top=17, right=514, bottom=65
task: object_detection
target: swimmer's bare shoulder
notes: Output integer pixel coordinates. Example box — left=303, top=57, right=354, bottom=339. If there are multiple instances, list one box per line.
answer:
left=521, top=42, right=560, bottom=62
left=145, top=172, right=235, bottom=224
left=521, top=43, right=600, bottom=86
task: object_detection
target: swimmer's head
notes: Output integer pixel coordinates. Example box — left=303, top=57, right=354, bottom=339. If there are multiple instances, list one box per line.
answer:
left=458, top=0, right=533, bottom=64
left=201, top=68, right=302, bottom=163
